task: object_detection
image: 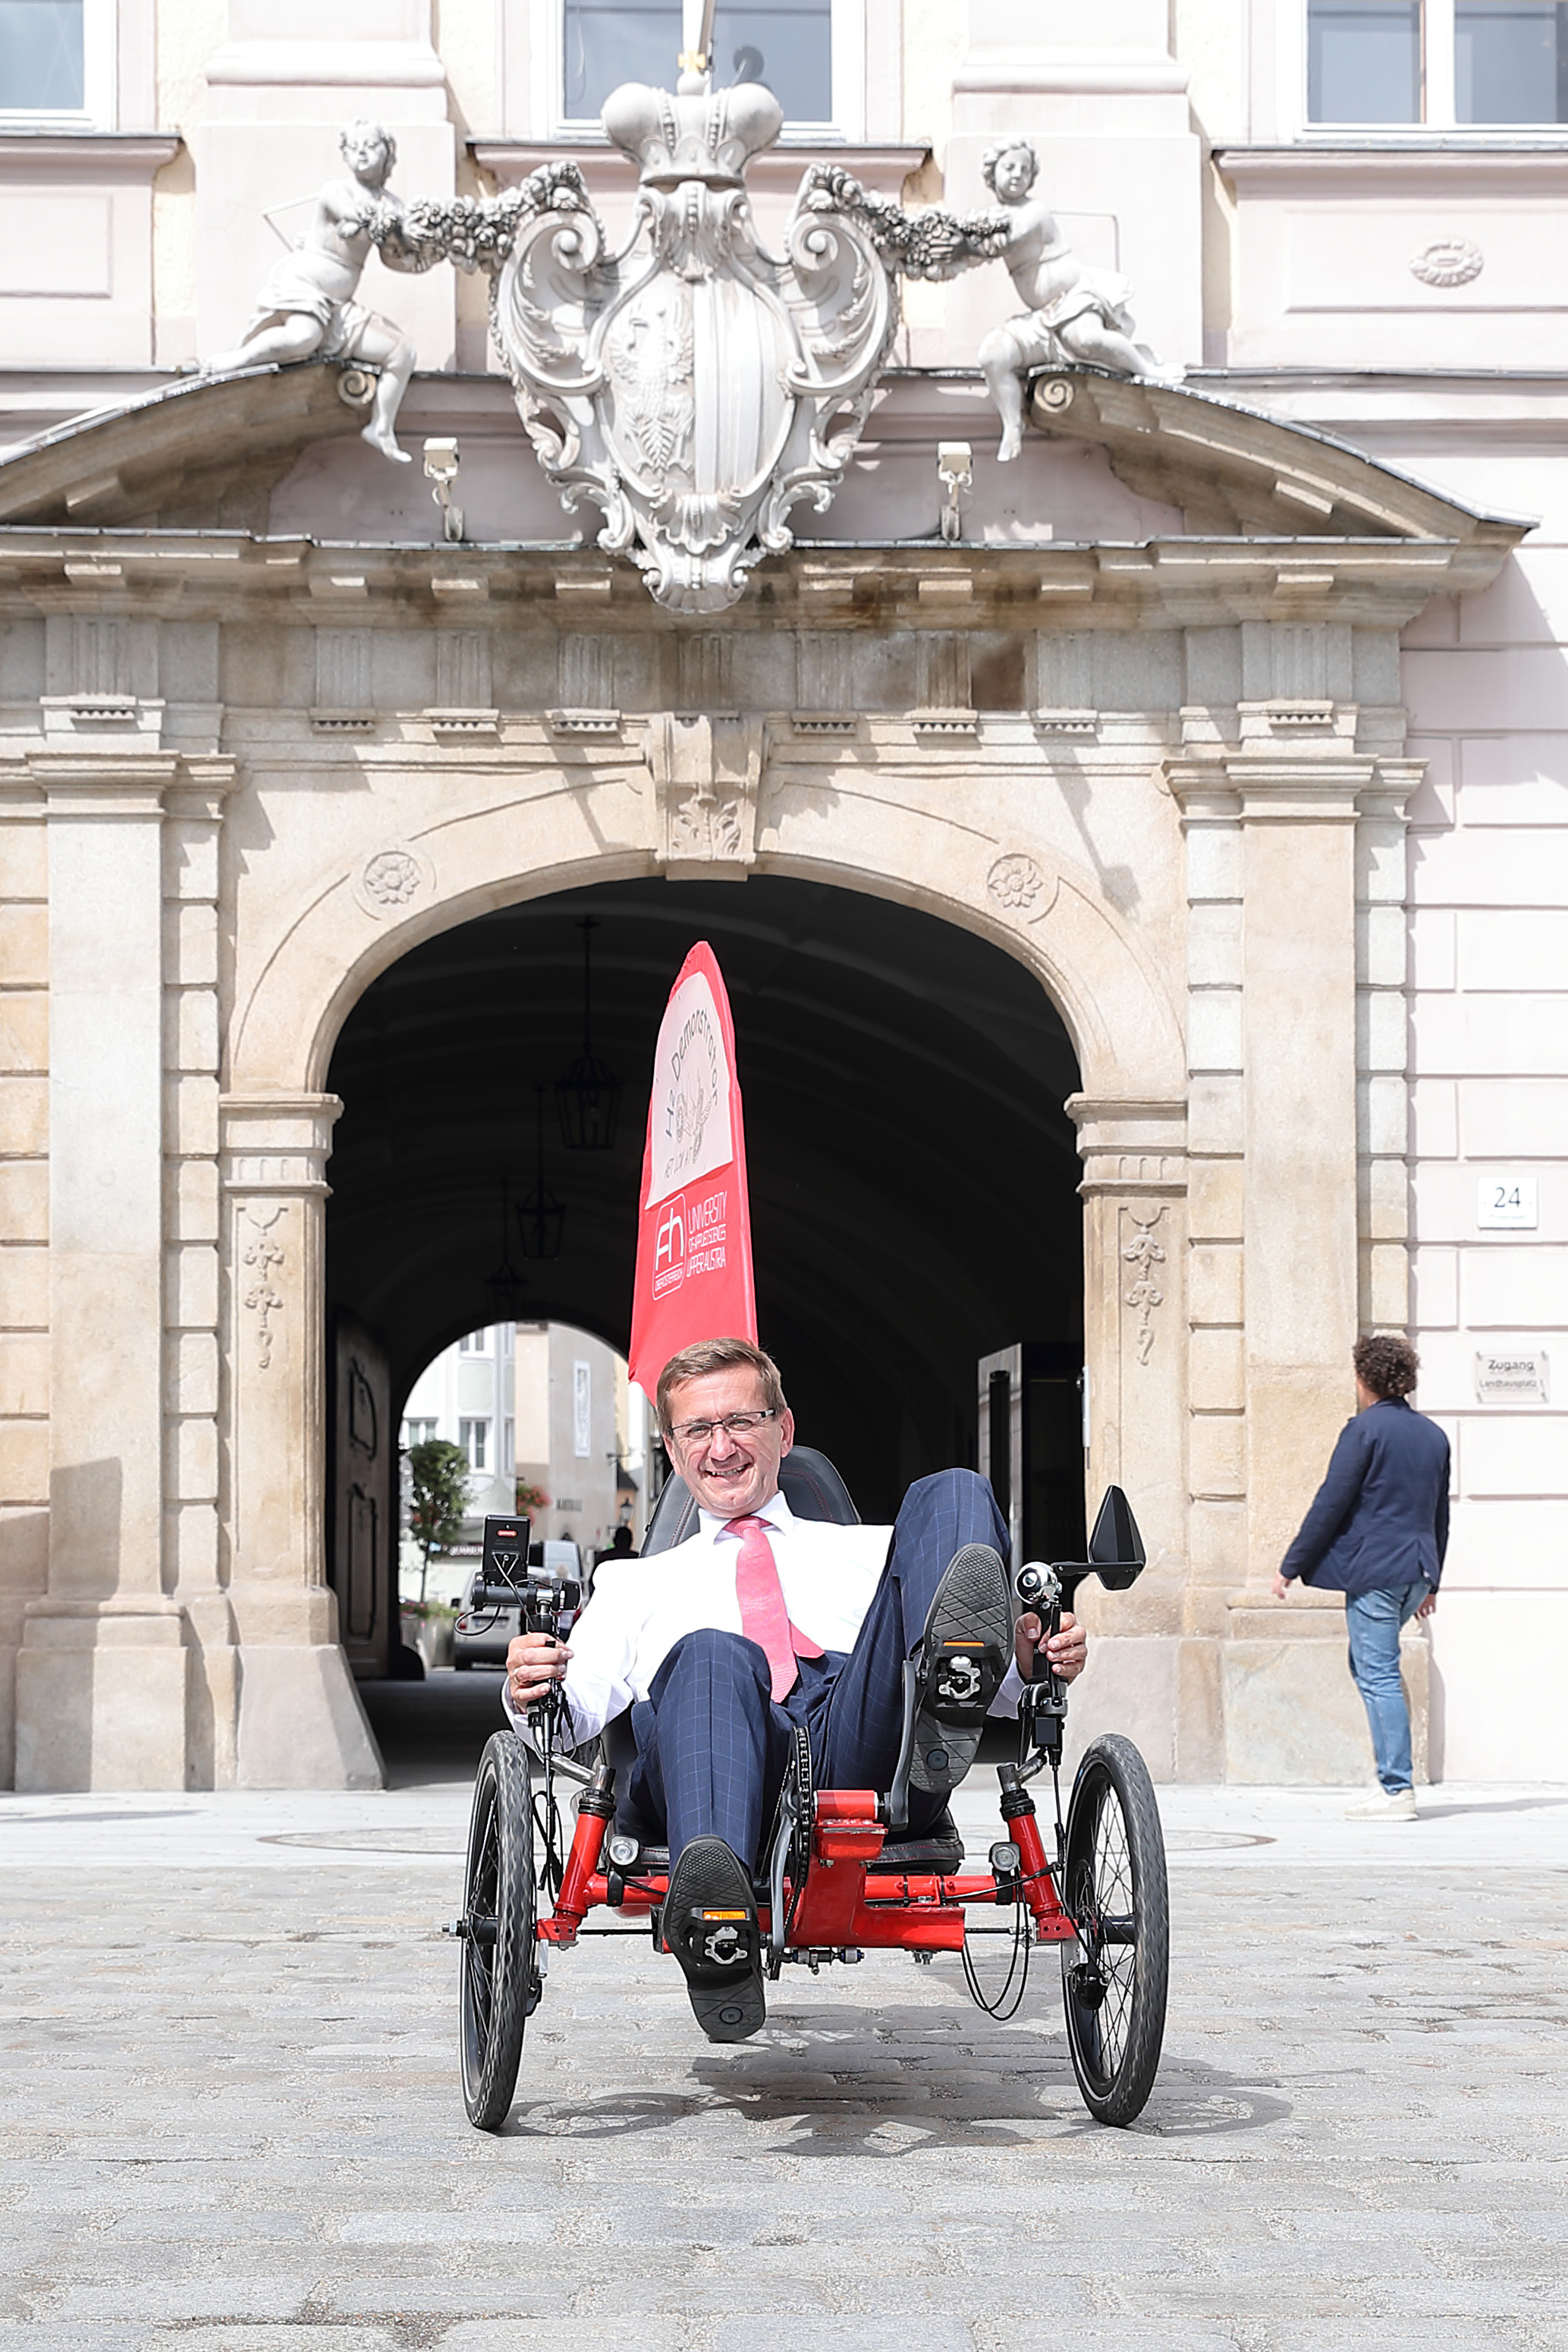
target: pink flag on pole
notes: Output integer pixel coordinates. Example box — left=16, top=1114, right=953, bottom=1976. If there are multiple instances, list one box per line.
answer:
left=627, top=942, right=757, bottom=1398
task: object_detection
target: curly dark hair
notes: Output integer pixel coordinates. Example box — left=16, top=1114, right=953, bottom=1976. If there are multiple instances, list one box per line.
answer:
left=1353, top=1333, right=1419, bottom=1400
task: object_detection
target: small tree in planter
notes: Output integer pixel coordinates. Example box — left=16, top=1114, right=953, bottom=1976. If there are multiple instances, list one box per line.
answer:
left=407, top=1437, right=470, bottom=1605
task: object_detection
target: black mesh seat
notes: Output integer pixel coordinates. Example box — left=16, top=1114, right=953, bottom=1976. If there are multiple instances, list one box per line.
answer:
left=595, top=1443, right=965, bottom=1872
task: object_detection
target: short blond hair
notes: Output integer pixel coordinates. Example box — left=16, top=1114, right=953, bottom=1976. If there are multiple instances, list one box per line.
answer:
left=656, top=1338, right=787, bottom=1435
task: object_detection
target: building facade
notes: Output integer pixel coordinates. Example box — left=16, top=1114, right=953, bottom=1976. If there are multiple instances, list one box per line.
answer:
left=0, top=0, right=1563, bottom=1791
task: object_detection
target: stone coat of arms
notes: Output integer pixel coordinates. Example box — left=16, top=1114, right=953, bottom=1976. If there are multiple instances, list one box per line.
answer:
left=370, top=80, right=1005, bottom=612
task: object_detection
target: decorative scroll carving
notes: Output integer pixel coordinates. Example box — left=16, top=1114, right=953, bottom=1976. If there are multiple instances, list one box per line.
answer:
left=240, top=1203, right=287, bottom=1370
left=1121, top=1207, right=1167, bottom=1366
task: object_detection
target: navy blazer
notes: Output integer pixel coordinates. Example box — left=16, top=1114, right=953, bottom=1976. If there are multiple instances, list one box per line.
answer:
left=1280, top=1397, right=1450, bottom=1596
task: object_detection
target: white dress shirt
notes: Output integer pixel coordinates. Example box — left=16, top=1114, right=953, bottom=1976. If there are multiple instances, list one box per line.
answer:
left=504, top=1489, right=1023, bottom=1745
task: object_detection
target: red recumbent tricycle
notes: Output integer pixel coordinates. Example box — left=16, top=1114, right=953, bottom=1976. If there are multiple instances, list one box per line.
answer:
left=449, top=1457, right=1169, bottom=2130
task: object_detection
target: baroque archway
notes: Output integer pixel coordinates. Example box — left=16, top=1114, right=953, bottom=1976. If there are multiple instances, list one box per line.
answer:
left=0, top=364, right=1524, bottom=1791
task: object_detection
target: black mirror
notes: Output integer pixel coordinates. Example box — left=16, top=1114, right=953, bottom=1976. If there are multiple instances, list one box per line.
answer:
left=1088, top=1485, right=1145, bottom=1588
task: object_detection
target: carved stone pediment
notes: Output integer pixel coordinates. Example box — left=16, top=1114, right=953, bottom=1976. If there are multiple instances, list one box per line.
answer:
left=1027, top=367, right=1532, bottom=555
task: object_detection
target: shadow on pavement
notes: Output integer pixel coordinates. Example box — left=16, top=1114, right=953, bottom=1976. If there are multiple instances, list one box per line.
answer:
left=360, top=1667, right=504, bottom=1788
left=501, top=2010, right=1293, bottom=2150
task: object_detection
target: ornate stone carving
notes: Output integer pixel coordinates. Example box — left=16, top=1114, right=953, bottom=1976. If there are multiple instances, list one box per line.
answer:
left=203, top=123, right=441, bottom=464
left=354, top=843, right=432, bottom=920
left=240, top=1203, right=288, bottom=1370
left=1409, top=239, right=1483, bottom=289
left=987, top=853, right=1053, bottom=916
left=1121, top=1207, right=1167, bottom=1366
left=648, top=712, right=762, bottom=874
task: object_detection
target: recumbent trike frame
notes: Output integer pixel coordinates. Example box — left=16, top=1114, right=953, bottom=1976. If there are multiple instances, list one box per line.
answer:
left=448, top=1476, right=1170, bottom=2131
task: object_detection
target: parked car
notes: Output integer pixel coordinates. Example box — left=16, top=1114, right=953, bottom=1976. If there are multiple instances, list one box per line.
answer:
left=452, top=1539, right=585, bottom=1668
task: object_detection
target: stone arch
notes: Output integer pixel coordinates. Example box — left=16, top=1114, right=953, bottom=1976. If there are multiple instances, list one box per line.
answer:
left=228, top=782, right=1186, bottom=1107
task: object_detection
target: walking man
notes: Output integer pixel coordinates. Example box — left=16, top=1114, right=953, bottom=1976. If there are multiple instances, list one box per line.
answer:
left=1274, top=1335, right=1449, bottom=1820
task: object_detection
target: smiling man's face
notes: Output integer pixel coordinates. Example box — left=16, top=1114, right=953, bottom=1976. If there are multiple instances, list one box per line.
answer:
left=663, top=1365, right=794, bottom=1520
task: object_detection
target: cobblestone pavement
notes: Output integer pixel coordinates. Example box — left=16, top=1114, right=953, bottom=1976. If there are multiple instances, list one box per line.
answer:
left=2, top=1772, right=1566, bottom=2352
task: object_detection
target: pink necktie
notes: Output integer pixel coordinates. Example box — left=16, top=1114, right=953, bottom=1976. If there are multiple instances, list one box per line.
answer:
left=725, top=1516, right=823, bottom=1703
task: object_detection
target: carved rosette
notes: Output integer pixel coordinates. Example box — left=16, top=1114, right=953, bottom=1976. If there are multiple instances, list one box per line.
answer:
left=353, top=841, right=433, bottom=921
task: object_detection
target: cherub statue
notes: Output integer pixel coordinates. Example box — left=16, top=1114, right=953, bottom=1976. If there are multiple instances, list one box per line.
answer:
left=202, top=121, right=432, bottom=464
left=976, top=140, right=1180, bottom=461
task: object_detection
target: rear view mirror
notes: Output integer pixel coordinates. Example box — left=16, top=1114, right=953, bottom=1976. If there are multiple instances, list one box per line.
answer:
left=1087, top=1486, right=1145, bottom=1589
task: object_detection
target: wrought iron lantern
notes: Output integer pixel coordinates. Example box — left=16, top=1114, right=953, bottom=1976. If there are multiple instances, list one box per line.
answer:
left=517, top=1083, right=565, bottom=1262
left=484, top=1171, right=527, bottom=1322
left=555, top=916, right=621, bottom=1150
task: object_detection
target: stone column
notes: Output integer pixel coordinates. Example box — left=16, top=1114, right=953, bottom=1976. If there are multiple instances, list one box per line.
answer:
left=1226, top=741, right=1377, bottom=1780
left=1066, top=1093, right=1194, bottom=1776
left=16, top=754, right=187, bottom=1790
left=165, top=766, right=242, bottom=1786
left=220, top=1093, right=382, bottom=1788
left=0, top=775, right=49, bottom=1786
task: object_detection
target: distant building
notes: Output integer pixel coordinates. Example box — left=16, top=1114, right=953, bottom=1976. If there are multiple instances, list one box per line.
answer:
left=399, top=1322, right=646, bottom=1597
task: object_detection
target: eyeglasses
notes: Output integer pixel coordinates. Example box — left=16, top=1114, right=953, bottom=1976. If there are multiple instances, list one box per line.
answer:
left=667, top=1409, right=777, bottom=1448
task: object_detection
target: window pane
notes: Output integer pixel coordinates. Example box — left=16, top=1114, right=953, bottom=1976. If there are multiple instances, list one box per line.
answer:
left=1456, top=0, right=1567, bottom=118
left=1308, top=0, right=1422, bottom=120
left=712, top=1, right=831, bottom=118
left=564, top=0, right=831, bottom=122
left=0, top=0, right=83, bottom=109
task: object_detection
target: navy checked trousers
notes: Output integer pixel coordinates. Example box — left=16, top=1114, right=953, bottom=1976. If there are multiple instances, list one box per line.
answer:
left=626, top=1467, right=1008, bottom=1866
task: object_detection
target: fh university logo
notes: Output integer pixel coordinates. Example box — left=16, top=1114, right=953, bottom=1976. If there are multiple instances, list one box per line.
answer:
left=650, top=1187, right=727, bottom=1301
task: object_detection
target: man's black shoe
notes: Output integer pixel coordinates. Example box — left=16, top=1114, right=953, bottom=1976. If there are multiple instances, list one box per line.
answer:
left=661, top=1835, right=766, bottom=2042
left=909, top=1542, right=1013, bottom=1796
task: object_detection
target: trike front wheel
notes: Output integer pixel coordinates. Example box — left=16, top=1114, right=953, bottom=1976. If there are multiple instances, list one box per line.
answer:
left=1060, top=1732, right=1168, bottom=2126
left=459, top=1731, right=538, bottom=2130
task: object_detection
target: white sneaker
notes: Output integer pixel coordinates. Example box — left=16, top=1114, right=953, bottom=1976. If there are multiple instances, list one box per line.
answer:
left=1345, top=1788, right=1417, bottom=1821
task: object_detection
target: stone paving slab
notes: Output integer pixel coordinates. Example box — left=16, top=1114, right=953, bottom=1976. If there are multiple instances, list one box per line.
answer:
left=2, top=1790, right=1566, bottom=2348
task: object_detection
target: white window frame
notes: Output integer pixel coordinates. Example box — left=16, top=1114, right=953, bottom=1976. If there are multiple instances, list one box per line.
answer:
left=0, top=0, right=115, bottom=129
left=573, top=1360, right=592, bottom=1458
left=1293, top=0, right=1568, bottom=134
left=460, top=1417, right=491, bottom=1471
left=533, top=0, right=865, bottom=141
left=402, top=1417, right=438, bottom=1447
left=459, top=1328, right=491, bottom=1356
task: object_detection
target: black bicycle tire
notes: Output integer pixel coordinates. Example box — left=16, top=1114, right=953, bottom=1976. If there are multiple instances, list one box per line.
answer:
left=1059, top=1731, right=1168, bottom=2126
left=459, top=1731, right=537, bottom=2130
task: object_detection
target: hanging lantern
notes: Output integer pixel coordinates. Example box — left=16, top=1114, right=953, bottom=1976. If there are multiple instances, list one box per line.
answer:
left=517, top=1083, right=565, bottom=1262
left=555, top=915, right=621, bottom=1150
left=484, top=1171, right=527, bottom=1320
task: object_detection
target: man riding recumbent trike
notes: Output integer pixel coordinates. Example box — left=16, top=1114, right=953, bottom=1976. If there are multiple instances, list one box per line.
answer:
left=451, top=1336, right=1169, bottom=2131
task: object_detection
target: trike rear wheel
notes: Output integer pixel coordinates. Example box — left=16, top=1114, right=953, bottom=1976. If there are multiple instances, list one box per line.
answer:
left=1060, top=1733, right=1168, bottom=2126
left=459, top=1731, right=538, bottom=2130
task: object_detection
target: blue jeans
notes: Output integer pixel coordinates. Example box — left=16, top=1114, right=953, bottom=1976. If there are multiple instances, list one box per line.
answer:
left=1345, top=1581, right=1428, bottom=1794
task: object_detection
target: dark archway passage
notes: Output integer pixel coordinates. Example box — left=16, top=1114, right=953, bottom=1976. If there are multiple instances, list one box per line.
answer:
left=325, top=876, right=1083, bottom=1528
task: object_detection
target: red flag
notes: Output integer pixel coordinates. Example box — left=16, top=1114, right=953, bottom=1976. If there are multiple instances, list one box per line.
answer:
left=628, top=942, right=756, bottom=1397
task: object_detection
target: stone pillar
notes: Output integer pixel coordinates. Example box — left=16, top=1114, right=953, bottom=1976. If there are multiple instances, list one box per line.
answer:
left=0, top=776, right=49, bottom=1787
left=1171, top=688, right=1431, bottom=1781
left=220, top=1093, right=382, bottom=1788
left=165, top=767, right=243, bottom=1787
left=16, top=755, right=188, bottom=1790
left=1066, top=1094, right=1199, bottom=1776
